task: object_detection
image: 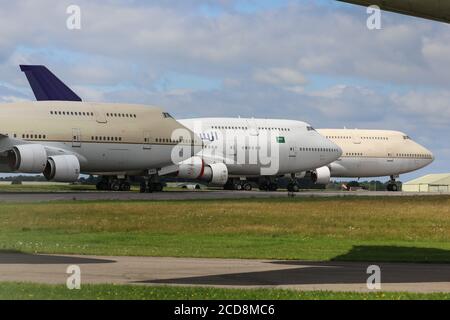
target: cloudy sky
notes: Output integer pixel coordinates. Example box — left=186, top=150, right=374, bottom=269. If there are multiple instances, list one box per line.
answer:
left=1, top=0, right=449, bottom=181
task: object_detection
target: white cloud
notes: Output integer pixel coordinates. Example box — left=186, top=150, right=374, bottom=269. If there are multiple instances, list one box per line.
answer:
left=253, top=67, right=307, bottom=87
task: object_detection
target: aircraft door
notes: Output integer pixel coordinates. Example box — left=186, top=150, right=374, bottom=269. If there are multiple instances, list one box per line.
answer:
left=288, top=140, right=297, bottom=158
left=72, top=128, right=81, bottom=147
left=143, top=130, right=152, bottom=150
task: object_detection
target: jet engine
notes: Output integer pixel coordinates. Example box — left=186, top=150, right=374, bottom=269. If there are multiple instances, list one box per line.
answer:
left=311, top=166, right=331, bottom=185
left=176, top=156, right=229, bottom=185
left=43, top=155, right=80, bottom=182
left=7, top=144, right=47, bottom=173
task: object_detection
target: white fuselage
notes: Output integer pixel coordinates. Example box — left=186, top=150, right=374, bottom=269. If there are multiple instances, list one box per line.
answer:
left=180, top=118, right=342, bottom=177
left=317, top=129, right=434, bottom=178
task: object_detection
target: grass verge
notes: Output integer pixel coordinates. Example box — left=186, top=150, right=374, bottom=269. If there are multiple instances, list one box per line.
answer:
left=1, top=282, right=449, bottom=300
left=0, top=196, right=449, bottom=262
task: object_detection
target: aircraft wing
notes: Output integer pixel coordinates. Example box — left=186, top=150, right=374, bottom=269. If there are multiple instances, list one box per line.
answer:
left=337, top=0, right=450, bottom=23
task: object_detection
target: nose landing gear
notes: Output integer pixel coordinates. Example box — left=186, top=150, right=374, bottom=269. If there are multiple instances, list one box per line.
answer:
left=387, top=175, right=400, bottom=192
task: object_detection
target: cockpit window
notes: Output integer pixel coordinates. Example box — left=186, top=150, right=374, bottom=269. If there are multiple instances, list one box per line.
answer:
left=306, top=126, right=316, bottom=132
left=403, top=135, right=411, bottom=140
left=162, top=112, right=173, bottom=118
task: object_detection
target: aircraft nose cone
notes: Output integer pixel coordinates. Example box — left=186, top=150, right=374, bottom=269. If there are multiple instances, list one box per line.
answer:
left=421, top=145, right=434, bottom=164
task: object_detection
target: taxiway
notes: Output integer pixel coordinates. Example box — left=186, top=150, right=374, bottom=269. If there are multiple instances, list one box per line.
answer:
left=0, top=253, right=449, bottom=293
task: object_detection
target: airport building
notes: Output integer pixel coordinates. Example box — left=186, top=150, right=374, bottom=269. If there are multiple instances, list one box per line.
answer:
left=403, top=174, right=450, bottom=193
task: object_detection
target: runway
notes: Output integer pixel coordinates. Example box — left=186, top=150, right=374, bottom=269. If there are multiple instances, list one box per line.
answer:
left=1, top=253, right=449, bottom=293
left=0, top=190, right=449, bottom=202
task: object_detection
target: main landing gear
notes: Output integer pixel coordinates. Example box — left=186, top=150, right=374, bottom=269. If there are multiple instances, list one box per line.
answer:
left=258, top=177, right=284, bottom=192
left=258, top=180, right=278, bottom=191
left=96, top=176, right=131, bottom=191
left=139, top=176, right=164, bottom=193
left=387, top=175, right=399, bottom=192
left=287, top=174, right=300, bottom=192
left=224, top=179, right=253, bottom=191
left=287, top=182, right=300, bottom=192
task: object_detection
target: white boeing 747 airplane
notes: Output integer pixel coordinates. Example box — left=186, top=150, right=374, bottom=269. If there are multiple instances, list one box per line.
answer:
left=179, top=118, right=342, bottom=192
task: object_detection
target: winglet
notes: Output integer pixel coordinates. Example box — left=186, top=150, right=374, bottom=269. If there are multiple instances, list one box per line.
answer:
left=20, top=65, right=82, bottom=102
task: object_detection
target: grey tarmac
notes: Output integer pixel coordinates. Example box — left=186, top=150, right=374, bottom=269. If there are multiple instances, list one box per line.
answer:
left=0, top=190, right=448, bottom=202
left=0, top=253, right=449, bottom=293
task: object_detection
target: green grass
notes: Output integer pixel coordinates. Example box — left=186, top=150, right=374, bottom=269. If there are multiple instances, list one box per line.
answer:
left=1, top=282, right=449, bottom=300
left=1, top=196, right=450, bottom=262
left=0, top=183, right=98, bottom=192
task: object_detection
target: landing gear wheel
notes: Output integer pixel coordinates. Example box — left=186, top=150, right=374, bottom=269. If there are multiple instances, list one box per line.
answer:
left=387, top=183, right=398, bottom=192
left=111, top=181, right=121, bottom=191
left=120, top=182, right=131, bottom=191
left=234, top=183, right=243, bottom=191
left=243, top=183, right=252, bottom=191
left=259, top=184, right=268, bottom=191
left=288, top=183, right=299, bottom=192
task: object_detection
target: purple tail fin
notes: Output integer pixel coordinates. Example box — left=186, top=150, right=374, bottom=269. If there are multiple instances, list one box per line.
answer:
left=20, top=65, right=82, bottom=102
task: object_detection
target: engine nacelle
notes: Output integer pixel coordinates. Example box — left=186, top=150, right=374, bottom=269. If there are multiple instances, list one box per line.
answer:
left=311, top=166, right=331, bottom=185
left=202, top=162, right=228, bottom=185
left=8, top=144, right=47, bottom=173
left=176, top=156, right=229, bottom=185
left=177, top=156, right=205, bottom=180
left=43, top=155, right=80, bottom=182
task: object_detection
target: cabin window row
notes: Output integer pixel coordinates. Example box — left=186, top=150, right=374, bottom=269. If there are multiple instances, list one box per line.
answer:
left=258, top=127, right=290, bottom=131
left=22, top=134, right=47, bottom=139
left=153, top=138, right=194, bottom=144
left=362, top=136, right=388, bottom=140
left=106, top=113, right=137, bottom=118
left=299, top=147, right=339, bottom=152
left=91, top=136, right=122, bottom=142
left=212, top=126, right=248, bottom=130
left=211, top=125, right=290, bottom=132
left=397, top=153, right=432, bottom=159
left=327, top=136, right=388, bottom=140
left=346, top=152, right=363, bottom=156
left=50, top=111, right=94, bottom=116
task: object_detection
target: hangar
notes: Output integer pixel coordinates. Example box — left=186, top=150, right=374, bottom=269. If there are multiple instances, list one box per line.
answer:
left=403, top=174, right=450, bottom=193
